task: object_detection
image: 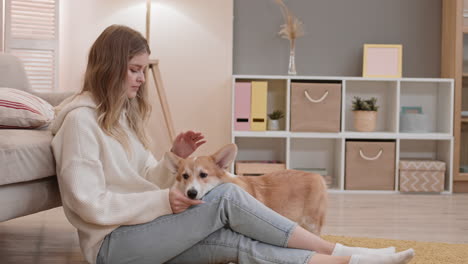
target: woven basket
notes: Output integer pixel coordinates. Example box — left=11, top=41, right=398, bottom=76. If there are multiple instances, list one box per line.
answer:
left=353, top=110, right=377, bottom=132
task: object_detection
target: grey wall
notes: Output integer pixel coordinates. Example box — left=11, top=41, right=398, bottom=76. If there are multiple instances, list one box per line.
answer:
left=233, top=0, right=441, bottom=77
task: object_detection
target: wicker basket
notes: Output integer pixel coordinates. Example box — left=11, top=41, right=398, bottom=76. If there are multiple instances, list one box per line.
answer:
left=353, top=111, right=377, bottom=132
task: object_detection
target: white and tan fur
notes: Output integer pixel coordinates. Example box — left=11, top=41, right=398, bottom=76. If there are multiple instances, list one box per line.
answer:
left=165, top=143, right=328, bottom=235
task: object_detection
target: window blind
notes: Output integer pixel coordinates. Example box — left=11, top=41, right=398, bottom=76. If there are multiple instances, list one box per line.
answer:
left=5, top=0, right=58, bottom=92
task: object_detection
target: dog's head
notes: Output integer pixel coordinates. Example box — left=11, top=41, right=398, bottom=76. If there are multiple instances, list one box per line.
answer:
left=165, top=143, right=238, bottom=200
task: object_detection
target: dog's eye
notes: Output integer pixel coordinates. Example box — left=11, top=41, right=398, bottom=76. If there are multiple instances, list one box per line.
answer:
left=182, top=173, right=189, bottom=180
left=200, top=172, right=207, bottom=178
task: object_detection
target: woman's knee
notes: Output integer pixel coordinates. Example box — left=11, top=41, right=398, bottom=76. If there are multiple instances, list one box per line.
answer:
left=204, top=183, right=245, bottom=200
left=217, top=182, right=246, bottom=196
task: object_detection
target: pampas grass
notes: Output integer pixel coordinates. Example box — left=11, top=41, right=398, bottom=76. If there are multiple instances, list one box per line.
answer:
left=274, top=0, right=304, bottom=74
left=274, top=0, right=305, bottom=44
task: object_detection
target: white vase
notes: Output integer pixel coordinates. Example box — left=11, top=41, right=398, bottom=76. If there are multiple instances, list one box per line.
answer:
left=268, top=119, right=280, bottom=131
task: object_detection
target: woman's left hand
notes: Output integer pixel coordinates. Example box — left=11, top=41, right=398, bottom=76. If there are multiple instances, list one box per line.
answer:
left=171, top=131, right=206, bottom=158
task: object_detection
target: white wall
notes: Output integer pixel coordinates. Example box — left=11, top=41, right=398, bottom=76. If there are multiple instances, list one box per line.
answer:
left=0, top=0, right=4, bottom=52
left=59, top=0, right=233, bottom=158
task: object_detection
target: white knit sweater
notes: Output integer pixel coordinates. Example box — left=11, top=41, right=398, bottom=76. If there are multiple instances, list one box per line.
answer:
left=51, top=92, right=175, bottom=264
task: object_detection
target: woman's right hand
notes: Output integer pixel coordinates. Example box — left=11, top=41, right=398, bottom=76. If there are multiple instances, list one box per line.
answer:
left=169, top=186, right=204, bottom=214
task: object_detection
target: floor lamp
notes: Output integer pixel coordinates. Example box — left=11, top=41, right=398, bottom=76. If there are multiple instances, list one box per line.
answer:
left=146, top=0, right=176, bottom=142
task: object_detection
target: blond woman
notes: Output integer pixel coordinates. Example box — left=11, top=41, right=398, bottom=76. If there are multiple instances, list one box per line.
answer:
left=52, top=25, right=414, bottom=264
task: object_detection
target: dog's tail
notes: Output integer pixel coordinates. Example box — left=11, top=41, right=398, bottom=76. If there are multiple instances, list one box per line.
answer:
left=316, top=177, right=328, bottom=235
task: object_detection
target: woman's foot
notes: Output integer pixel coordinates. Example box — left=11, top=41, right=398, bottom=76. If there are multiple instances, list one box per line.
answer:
left=332, top=243, right=396, bottom=256
left=349, top=248, right=415, bottom=264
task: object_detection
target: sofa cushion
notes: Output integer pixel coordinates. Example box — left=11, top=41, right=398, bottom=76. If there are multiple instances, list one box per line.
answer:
left=0, top=129, right=56, bottom=185
left=0, top=176, right=61, bottom=222
left=0, top=87, right=55, bottom=128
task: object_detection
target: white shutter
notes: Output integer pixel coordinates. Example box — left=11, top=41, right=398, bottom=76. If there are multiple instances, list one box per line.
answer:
left=5, top=0, right=58, bottom=92
left=1, top=1, right=4, bottom=52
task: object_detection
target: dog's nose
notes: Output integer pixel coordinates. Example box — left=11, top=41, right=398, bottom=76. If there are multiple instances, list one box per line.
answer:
left=187, top=189, right=198, bottom=199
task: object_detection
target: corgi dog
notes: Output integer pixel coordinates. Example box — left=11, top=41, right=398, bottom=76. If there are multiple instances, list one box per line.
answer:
left=165, top=143, right=328, bottom=235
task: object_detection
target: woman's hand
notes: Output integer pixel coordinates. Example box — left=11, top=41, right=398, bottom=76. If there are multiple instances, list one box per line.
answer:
left=169, top=186, right=204, bottom=214
left=171, top=131, right=206, bottom=159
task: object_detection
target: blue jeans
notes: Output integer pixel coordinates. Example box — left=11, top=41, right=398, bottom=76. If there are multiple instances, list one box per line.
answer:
left=96, top=183, right=314, bottom=264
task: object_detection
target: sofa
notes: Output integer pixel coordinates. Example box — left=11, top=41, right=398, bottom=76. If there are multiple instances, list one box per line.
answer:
left=0, top=53, right=74, bottom=222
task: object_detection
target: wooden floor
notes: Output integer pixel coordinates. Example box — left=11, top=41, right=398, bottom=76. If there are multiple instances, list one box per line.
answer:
left=323, top=193, right=468, bottom=244
left=1, top=193, right=467, bottom=264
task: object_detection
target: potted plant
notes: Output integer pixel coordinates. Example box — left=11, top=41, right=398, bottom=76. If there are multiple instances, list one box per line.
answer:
left=352, top=96, right=379, bottom=132
left=268, top=110, right=284, bottom=131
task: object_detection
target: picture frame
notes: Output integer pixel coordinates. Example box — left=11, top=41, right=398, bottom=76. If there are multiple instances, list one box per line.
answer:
left=363, top=44, right=402, bottom=78
left=401, top=106, right=422, bottom=114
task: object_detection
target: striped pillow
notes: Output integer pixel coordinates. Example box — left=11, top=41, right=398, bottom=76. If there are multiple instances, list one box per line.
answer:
left=0, top=88, right=55, bottom=129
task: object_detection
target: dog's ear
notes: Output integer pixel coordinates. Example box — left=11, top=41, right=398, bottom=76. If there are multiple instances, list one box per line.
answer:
left=164, top=151, right=182, bottom=174
left=212, top=143, right=238, bottom=169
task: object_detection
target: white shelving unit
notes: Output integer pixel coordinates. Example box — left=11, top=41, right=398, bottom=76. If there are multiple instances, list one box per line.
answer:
left=231, top=75, right=454, bottom=193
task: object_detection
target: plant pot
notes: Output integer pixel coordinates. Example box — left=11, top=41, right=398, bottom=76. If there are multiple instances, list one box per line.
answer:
left=353, top=111, right=377, bottom=132
left=268, top=119, right=281, bottom=131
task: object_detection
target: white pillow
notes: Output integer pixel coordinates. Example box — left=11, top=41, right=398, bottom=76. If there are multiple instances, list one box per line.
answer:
left=0, top=88, right=54, bottom=129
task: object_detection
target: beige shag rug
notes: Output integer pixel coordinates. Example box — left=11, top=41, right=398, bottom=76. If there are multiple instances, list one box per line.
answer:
left=323, top=235, right=468, bottom=264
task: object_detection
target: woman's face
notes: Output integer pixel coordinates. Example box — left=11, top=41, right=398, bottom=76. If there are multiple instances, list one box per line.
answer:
left=125, top=52, right=149, bottom=99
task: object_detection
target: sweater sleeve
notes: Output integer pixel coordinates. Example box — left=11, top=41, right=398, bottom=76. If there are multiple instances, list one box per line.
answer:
left=53, top=109, right=173, bottom=226
left=142, top=152, right=177, bottom=189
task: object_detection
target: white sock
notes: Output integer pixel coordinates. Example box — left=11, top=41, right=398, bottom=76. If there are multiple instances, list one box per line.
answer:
left=332, top=243, right=396, bottom=256
left=349, top=249, right=415, bottom=264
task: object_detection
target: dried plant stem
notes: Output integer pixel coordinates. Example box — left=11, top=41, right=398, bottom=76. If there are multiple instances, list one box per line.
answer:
left=274, top=0, right=304, bottom=41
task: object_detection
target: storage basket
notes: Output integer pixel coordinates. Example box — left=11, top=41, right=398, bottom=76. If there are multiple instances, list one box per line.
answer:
left=399, top=160, right=445, bottom=192
left=345, top=141, right=395, bottom=190
left=290, top=82, right=341, bottom=132
left=235, top=161, right=286, bottom=176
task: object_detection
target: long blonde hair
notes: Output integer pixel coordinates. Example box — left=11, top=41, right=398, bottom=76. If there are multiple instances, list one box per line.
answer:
left=82, top=25, right=151, bottom=153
